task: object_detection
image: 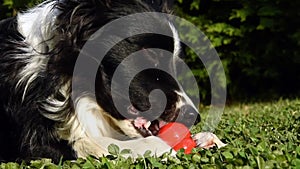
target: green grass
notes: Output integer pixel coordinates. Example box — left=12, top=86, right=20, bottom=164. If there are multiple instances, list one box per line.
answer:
left=1, top=99, right=300, bottom=169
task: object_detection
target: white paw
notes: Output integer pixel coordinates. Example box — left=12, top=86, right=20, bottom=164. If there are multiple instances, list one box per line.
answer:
left=193, top=132, right=227, bottom=149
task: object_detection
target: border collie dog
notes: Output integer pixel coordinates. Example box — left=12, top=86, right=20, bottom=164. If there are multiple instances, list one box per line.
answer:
left=0, top=0, right=201, bottom=162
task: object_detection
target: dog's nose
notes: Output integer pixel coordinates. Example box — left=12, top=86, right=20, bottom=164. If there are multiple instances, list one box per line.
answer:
left=177, top=105, right=201, bottom=127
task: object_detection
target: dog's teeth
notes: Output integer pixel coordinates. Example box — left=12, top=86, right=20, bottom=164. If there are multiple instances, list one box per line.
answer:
left=144, top=121, right=151, bottom=129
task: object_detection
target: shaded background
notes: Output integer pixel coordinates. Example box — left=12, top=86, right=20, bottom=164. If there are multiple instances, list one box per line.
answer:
left=1, top=0, right=299, bottom=104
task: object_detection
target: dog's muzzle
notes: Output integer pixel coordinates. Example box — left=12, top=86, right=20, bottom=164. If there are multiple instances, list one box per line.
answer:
left=130, top=104, right=201, bottom=137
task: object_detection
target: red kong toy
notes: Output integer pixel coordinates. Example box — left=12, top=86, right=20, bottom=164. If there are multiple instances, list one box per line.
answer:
left=158, top=122, right=196, bottom=154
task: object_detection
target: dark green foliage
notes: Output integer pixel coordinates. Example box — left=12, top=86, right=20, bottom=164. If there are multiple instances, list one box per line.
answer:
left=0, top=0, right=41, bottom=18
left=175, top=0, right=300, bottom=102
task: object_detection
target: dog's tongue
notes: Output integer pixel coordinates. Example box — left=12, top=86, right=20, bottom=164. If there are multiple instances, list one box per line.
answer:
left=133, top=117, right=167, bottom=136
left=133, top=117, right=167, bottom=128
left=133, top=117, right=151, bottom=129
left=128, top=106, right=167, bottom=132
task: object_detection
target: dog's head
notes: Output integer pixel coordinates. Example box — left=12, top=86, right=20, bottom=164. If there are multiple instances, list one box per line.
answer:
left=55, top=0, right=200, bottom=137
left=87, top=0, right=201, bottom=137
left=95, top=37, right=201, bottom=136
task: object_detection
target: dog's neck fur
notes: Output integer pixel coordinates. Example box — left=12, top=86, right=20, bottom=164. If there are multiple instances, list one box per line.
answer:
left=60, top=96, right=144, bottom=157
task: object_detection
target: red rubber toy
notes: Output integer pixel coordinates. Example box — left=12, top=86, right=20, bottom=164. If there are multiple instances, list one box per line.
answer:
left=173, top=137, right=197, bottom=154
left=158, top=122, right=196, bottom=154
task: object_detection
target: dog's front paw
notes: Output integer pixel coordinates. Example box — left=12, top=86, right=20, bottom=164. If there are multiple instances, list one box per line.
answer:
left=193, top=132, right=227, bottom=149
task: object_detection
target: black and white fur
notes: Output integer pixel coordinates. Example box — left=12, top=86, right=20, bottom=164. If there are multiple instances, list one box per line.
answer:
left=0, top=0, right=201, bottom=162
